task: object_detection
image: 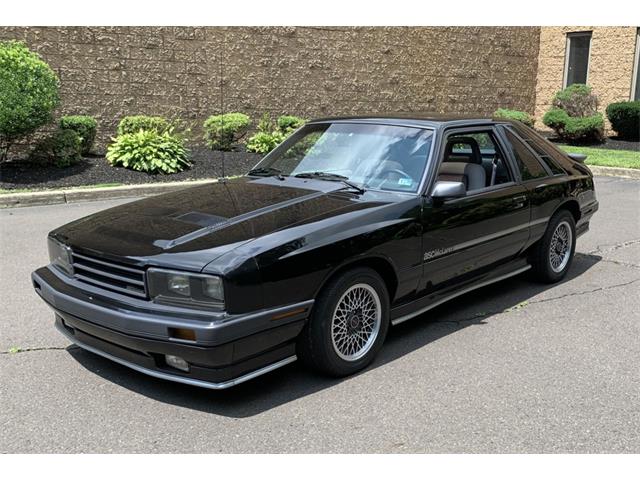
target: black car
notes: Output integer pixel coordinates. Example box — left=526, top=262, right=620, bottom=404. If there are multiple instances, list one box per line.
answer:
left=32, top=115, right=598, bottom=389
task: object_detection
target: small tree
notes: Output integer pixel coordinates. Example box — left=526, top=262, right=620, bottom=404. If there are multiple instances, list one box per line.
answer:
left=0, top=41, right=60, bottom=162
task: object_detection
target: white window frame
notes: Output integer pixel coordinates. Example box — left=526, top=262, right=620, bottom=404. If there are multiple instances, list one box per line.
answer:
left=563, top=31, right=592, bottom=88
left=631, top=28, right=640, bottom=101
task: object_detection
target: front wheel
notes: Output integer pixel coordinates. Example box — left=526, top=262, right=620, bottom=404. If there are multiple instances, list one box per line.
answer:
left=531, top=210, right=576, bottom=283
left=297, top=267, right=390, bottom=377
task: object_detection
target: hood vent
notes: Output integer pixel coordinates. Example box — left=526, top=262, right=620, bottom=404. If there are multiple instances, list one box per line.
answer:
left=173, top=212, right=228, bottom=228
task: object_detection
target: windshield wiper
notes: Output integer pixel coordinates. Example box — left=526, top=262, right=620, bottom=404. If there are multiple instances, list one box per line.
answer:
left=248, top=166, right=285, bottom=180
left=293, top=171, right=366, bottom=194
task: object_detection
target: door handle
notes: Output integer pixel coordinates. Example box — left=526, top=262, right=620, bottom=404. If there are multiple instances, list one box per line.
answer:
left=511, top=195, right=527, bottom=209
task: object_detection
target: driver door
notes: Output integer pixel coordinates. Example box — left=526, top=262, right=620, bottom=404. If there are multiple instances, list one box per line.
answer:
left=418, top=127, right=530, bottom=292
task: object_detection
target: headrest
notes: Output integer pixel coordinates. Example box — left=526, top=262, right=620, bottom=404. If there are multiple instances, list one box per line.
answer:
left=445, top=136, right=482, bottom=165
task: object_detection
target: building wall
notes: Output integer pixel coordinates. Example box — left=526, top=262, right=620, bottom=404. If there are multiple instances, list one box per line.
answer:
left=534, top=26, right=638, bottom=131
left=0, top=26, right=541, bottom=154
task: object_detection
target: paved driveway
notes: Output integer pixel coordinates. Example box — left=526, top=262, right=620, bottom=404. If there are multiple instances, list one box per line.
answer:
left=1, top=176, right=639, bottom=453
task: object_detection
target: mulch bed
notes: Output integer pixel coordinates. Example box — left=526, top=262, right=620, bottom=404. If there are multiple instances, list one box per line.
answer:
left=0, top=147, right=263, bottom=191
left=537, top=131, right=639, bottom=151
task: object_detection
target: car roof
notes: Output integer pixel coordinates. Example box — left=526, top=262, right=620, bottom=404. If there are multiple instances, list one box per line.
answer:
left=308, top=113, right=512, bottom=129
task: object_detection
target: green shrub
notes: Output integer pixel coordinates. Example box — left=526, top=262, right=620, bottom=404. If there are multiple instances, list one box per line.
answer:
left=276, top=115, right=305, bottom=133
left=552, top=84, right=598, bottom=117
left=543, top=84, right=604, bottom=143
left=493, top=108, right=534, bottom=128
left=117, top=115, right=169, bottom=136
left=606, top=101, right=640, bottom=140
left=59, top=115, right=97, bottom=155
left=543, top=108, right=604, bottom=143
left=246, top=113, right=287, bottom=154
left=29, top=129, right=82, bottom=168
left=106, top=129, right=190, bottom=174
left=203, top=112, right=251, bottom=151
left=0, top=40, right=60, bottom=162
left=246, top=131, right=286, bottom=154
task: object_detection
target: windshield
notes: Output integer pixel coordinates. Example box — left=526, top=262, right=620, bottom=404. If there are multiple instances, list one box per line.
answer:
left=252, top=123, right=434, bottom=193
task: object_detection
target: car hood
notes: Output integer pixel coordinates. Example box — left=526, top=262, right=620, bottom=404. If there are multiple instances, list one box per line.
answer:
left=52, top=176, right=385, bottom=271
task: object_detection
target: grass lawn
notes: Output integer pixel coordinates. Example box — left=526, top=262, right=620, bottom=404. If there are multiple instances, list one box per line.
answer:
left=558, top=145, right=640, bottom=169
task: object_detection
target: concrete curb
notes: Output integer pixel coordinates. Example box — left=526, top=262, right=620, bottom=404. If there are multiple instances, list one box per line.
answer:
left=587, top=165, right=640, bottom=180
left=0, top=178, right=217, bottom=209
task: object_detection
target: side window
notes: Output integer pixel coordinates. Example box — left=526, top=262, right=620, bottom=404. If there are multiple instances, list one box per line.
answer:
left=437, top=131, right=513, bottom=192
left=504, top=129, right=549, bottom=181
left=510, top=123, right=567, bottom=175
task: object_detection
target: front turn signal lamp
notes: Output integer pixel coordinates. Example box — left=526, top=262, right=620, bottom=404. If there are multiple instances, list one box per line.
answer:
left=147, top=268, right=224, bottom=310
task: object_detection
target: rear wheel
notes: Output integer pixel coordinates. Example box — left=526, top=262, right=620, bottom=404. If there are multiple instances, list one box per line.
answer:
left=297, top=267, right=390, bottom=377
left=531, top=210, right=576, bottom=283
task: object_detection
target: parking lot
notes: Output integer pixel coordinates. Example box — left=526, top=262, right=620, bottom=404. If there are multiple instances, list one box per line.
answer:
left=1, top=175, right=639, bottom=453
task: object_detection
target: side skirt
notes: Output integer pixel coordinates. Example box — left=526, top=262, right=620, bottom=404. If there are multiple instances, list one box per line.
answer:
left=391, top=264, right=532, bottom=326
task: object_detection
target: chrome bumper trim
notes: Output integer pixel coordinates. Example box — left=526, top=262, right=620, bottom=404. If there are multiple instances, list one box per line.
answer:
left=55, top=322, right=297, bottom=390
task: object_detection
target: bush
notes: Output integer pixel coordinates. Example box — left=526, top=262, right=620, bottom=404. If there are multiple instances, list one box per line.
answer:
left=552, top=84, right=598, bottom=117
left=106, top=129, right=190, bottom=174
left=0, top=40, right=60, bottom=162
left=117, top=115, right=169, bottom=136
left=203, top=112, right=251, bottom=151
left=276, top=115, right=305, bottom=133
left=543, top=108, right=604, bottom=143
left=59, top=115, right=97, bottom=155
left=246, top=113, right=287, bottom=154
left=493, top=108, right=534, bottom=128
left=606, top=101, right=640, bottom=140
left=29, top=129, right=82, bottom=168
left=543, top=84, right=604, bottom=143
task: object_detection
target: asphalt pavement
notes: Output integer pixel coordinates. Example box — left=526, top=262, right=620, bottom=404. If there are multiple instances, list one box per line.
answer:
left=1, top=175, right=639, bottom=453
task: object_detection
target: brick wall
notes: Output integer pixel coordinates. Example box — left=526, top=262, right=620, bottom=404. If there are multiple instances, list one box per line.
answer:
left=534, top=26, right=638, bottom=131
left=0, top=27, right=541, bottom=153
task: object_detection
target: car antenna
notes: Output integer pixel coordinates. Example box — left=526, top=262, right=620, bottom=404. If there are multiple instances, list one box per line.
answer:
left=219, top=33, right=226, bottom=184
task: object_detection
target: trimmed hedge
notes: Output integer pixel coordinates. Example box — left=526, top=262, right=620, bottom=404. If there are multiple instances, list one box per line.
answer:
left=277, top=115, right=305, bottom=133
left=59, top=115, right=97, bottom=155
left=29, top=129, right=82, bottom=168
left=493, top=109, right=534, bottom=128
left=117, top=115, right=169, bottom=136
left=606, top=101, right=640, bottom=140
left=203, top=112, right=251, bottom=151
left=543, top=108, right=604, bottom=143
left=0, top=40, right=60, bottom=162
left=106, top=129, right=190, bottom=174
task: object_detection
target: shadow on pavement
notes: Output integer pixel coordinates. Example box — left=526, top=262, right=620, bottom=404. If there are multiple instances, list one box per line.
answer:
left=68, top=252, right=602, bottom=418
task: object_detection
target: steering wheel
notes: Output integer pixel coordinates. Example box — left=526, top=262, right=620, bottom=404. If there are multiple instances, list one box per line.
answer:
left=370, top=168, right=414, bottom=189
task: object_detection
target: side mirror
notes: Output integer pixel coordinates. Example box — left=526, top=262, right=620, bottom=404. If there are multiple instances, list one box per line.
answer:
left=431, top=181, right=466, bottom=200
left=567, top=153, right=587, bottom=163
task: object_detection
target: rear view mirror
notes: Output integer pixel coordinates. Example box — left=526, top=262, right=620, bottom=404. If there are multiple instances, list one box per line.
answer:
left=567, top=153, right=587, bottom=163
left=431, top=181, right=466, bottom=200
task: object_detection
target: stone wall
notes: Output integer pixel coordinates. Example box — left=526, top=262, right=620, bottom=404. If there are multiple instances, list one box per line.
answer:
left=534, top=27, right=638, bottom=131
left=0, top=27, right=541, bottom=154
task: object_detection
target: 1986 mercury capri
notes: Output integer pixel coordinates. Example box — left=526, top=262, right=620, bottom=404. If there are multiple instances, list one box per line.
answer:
left=32, top=115, right=598, bottom=389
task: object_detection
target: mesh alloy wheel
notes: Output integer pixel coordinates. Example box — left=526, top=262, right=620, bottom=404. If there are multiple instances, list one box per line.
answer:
left=549, top=220, right=573, bottom=273
left=330, top=283, right=382, bottom=361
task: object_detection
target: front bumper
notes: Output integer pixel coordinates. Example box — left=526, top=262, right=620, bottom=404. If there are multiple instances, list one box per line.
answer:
left=32, top=266, right=312, bottom=389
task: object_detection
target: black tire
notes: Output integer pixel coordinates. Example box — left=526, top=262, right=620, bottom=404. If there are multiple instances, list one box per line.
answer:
left=531, top=209, right=576, bottom=283
left=297, top=267, right=390, bottom=377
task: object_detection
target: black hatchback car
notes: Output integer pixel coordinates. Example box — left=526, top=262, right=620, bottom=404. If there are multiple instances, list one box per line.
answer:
left=32, top=115, right=598, bottom=389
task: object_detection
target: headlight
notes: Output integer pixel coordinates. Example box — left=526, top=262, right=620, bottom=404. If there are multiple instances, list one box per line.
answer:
left=48, top=237, right=73, bottom=276
left=147, top=268, right=224, bottom=309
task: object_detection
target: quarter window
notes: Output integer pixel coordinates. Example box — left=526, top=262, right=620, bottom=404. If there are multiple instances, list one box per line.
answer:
left=504, top=129, right=548, bottom=181
left=564, top=32, right=592, bottom=87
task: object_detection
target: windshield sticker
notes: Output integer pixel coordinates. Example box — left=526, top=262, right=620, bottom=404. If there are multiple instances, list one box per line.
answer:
left=398, top=178, right=412, bottom=186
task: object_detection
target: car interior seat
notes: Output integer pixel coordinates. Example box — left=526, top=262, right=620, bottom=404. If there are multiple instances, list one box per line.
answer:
left=438, top=137, right=486, bottom=191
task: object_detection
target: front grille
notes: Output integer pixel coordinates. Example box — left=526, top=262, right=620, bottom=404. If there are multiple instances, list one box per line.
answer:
left=71, top=252, right=147, bottom=299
